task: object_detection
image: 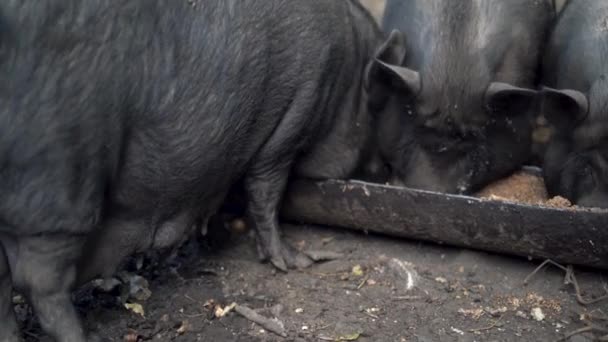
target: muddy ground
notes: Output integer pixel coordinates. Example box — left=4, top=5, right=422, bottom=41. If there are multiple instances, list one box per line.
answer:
left=18, top=222, right=608, bottom=342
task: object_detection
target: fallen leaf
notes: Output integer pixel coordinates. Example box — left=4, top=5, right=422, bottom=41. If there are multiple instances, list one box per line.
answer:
left=177, top=320, right=191, bottom=334
left=124, top=303, right=145, bottom=317
left=336, top=332, right=361, bottom=341
left=352, top=265, right=364, bottom=277
left=215, top=302, right=237, bottom=318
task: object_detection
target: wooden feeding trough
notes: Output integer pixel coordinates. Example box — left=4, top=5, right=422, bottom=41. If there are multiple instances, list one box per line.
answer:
left=281, top=174, right=608, bottom=270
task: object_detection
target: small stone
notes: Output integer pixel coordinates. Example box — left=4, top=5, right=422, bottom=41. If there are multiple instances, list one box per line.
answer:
left=531, top=307, right=545, bottom=321
left=435, top=277, right=448, bottom=284
left=176, top=320, right=191, bottom=335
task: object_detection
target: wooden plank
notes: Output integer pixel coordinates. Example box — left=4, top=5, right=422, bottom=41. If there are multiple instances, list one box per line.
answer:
left=281, top=179, right=608, bottom=270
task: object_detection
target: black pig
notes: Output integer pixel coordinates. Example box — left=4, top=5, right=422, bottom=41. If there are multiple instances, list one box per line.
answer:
left=0, top=0, right=408, bottom=340
left=540, top=0, right=608, bottom=208
left=378, top=0, right=552, bottom=193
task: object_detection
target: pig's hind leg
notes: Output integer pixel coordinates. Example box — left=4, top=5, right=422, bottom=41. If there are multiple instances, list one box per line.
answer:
left=12, top=235, right=87, bottom=342
left=245, top=89, right=320, bottom=272
left=0, top=243, right=19, bottom=342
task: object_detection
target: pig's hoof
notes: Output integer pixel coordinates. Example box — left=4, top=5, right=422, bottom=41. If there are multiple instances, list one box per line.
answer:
left=270, top=256, right=288, bottom=272
left=256, top=237, right=313, bottom=271
left=263, top=244, right=314, bottom=272
left=280, top=242, right=314, bottom=270
left=293, top=252, right=314, bottom=269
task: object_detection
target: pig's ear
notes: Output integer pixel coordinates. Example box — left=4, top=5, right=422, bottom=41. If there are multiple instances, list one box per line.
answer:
left=540, top=86, right=589, bottom=130
left=485, top=82, right=537, bottom=116
left=373, top=60, right=421, bottom=95
left=375, top=30, right=406, bottom=66
left=364, top=30, right=421, bottom=96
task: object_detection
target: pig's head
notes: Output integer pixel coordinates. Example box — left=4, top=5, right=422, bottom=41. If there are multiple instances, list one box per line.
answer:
left=365, top=36, right=538, bottom=193
left=541, top=81, right=608, bottom=208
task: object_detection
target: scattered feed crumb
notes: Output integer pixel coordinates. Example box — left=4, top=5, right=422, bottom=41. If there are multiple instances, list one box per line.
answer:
left=543, top=196, right=574, bottom=209
left=531, top=307, right=545, bottom=321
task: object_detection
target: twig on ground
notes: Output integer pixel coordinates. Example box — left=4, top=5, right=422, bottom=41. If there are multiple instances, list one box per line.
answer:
left=357, top=275, right=370, bottom=290
left=564, top=266, right=608, bottom=305
left=562, top=326, right=595, bottom=341
left=562, top=311, right=608, bottom=341
left=235, top=304, right=287, bottom=337
left=312, top=324, right=334, bottom=333
left=308, top=271, right=348, bottom=278
left=362, top=311, right=379, bottom=320
left=524, top=259, right=608, bottom=305
left=526, top=259, right=608, bottom=341
left=183, top=294, right=199, bottom=302
left=523, top=259, right=568, bottom=284
left=181, top=312, right=206, bottom=318
left=304, top=250, right=344, bottom=262
left=392, top=295, right=422, bottom=301
left=468, top=316, right=503, bottom=333
left=587, top=310, right=608, bottom=321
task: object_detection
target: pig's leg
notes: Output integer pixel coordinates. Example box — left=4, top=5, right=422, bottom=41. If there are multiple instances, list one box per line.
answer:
left=0, top=244, right=19, bottom=342
left=245, top=95, right=316, bottom=271
left=13, top=235, right=86, bottom=342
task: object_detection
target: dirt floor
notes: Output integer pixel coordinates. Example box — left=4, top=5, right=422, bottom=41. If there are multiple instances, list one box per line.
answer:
left=17, top=222, right=607, bottom=342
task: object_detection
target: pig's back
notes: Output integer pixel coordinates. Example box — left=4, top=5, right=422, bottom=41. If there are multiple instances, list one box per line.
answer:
left=110, top=0, right=361, bottom=217
left=544, top=0, right=608, bottom=90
